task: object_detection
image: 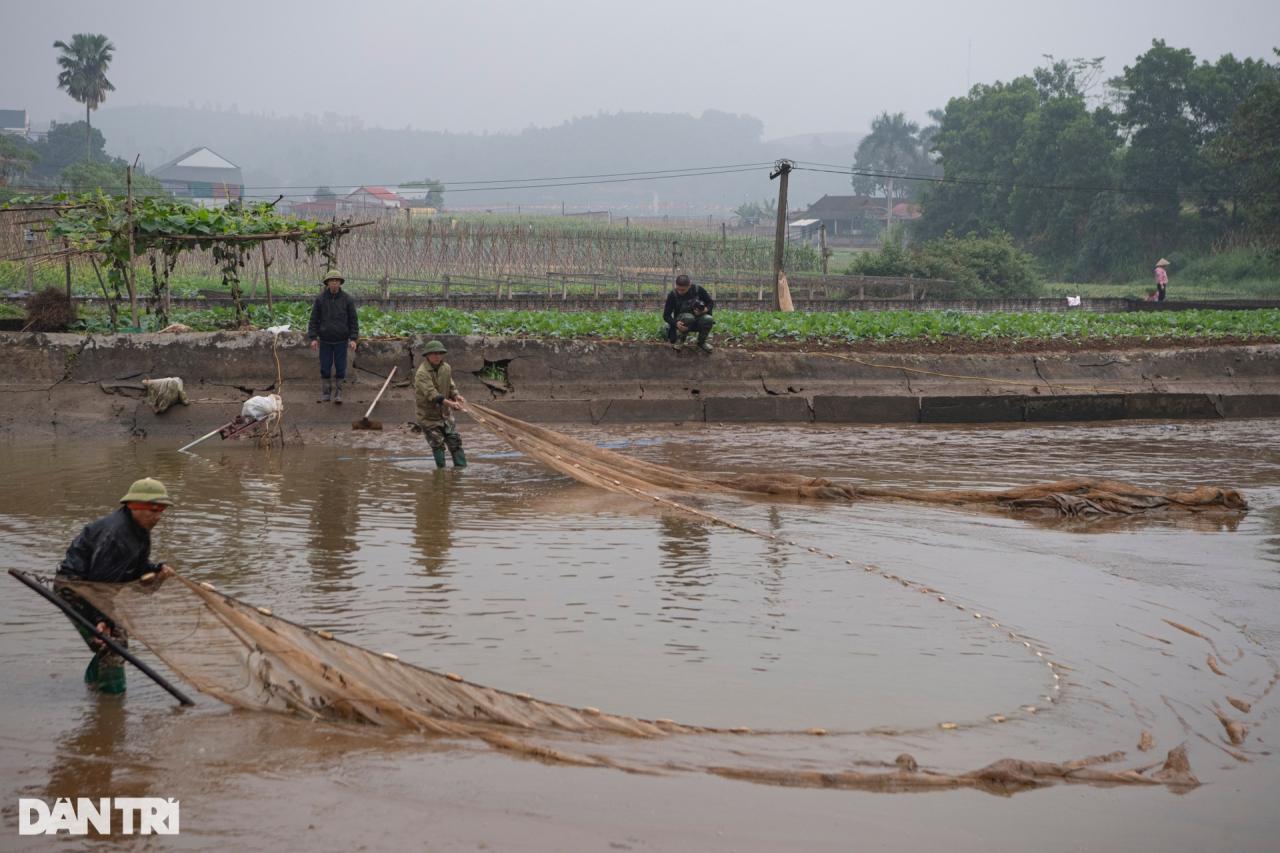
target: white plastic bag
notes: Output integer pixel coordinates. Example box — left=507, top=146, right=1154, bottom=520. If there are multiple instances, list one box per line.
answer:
left=241, top=394, right=283, bottom=421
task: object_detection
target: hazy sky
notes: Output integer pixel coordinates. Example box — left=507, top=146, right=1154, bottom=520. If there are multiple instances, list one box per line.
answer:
left=4, top=0, right=1277, bottom=139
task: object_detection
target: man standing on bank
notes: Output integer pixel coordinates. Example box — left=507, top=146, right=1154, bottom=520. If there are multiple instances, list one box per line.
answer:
left=54, top=477, right=176, bottom=694
left=415, top=340, right=468, bottom=468
left=308, top=269, right=360, bottom=404
left=662, top=273, right=716, bottom=352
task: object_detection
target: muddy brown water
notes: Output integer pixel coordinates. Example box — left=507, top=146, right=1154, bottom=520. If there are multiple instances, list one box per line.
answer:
left=1, top=419, right=1278, bottom=850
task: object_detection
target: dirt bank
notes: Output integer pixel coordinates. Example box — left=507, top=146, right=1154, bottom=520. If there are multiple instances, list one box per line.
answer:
left=2, top=331, right=1278, bottom=439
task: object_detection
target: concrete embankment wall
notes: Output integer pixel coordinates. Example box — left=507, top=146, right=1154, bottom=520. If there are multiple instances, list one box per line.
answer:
left=2, top=332, right=1278, bottom=440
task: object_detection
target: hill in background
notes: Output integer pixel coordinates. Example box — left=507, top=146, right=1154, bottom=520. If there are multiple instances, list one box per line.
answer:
left=87, top=106, right=861, bottom=213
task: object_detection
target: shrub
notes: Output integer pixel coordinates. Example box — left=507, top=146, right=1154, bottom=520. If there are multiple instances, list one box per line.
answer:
left=1176, top=246, right=1280, bottom=284
left=846, top=231, right=1041, bottom=297
left=24, top=286, right=77, bottom=331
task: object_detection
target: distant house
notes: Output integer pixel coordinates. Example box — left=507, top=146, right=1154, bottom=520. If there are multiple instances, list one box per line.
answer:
left=344, top=186, right=406, bottom=215
left=289, top=198, right=339, bottom=219
left=890, top=201, right=922, bottom=221
left=0, top=109, right=30, bottom=138
left=800, top=195, right=886, bottom=237
left=151, top=147, right=244, bottom=208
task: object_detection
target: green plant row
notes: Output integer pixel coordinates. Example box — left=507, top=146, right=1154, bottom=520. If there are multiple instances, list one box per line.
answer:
left=68, top=303, right=1280, bottom=342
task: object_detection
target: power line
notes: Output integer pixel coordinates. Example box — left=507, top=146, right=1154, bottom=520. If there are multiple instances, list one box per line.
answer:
left=5, top=166, right=762, bottom=200
left=793, top=161, right=1265, bottom=199
left=6, top=162, right=776, bottom=194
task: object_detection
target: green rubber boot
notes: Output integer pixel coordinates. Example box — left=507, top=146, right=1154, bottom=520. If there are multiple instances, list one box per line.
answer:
left=432, top=448, right=447, bottom=468
left=451, top=449, right=468, bottom=468
left=83, top=654, right=99, bottom=684
left=84, top=653, right=126, bottom=694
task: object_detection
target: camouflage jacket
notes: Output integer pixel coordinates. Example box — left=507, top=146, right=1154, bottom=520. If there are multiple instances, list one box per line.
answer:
left=414, top=361, right=458, bottom=425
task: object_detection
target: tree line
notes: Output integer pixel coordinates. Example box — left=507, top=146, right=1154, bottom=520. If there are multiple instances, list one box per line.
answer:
left=852, top=42, right=1279, bottom=282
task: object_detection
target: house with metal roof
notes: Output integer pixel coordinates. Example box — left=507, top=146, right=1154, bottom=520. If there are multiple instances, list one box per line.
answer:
left=0, top=110, right=30, bottom=138
left=344, top=186, right=406, bottom=215
left=150, top=147, right=244, bottom=208
left=800, top=194, right=886, bottom=237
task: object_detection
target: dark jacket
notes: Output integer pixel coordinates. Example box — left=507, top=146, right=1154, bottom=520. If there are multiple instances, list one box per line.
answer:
left=307, top=288, right=360, bottom=343
left=56, top=507, right=162, bottom=584
left=663, top=285, right=715, bottom=325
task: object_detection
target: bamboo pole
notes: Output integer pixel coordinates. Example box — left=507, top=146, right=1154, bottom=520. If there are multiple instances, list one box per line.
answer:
left=125, top=165, right=139, bottom=328
left=8, top=570, right=195, bottom=707
left=261, top=243, right=273, bottom=317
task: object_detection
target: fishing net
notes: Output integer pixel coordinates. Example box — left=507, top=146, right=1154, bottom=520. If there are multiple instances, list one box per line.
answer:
left=62, top=575, right=702, bottom=741
left=32, top=404, right=1243, bottom=793
left=465, top=404, right=1247, bottom=518
left=51, top=572, right=1204, bottom=793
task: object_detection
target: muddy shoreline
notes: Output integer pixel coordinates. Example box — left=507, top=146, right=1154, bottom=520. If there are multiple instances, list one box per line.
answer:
left=2, top=331, right=1279, bottom=439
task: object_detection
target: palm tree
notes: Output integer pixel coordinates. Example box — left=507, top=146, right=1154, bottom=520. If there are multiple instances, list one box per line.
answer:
left=53, top=33, right=116, bottom=162
left=852, top=112, right=926, bottom=230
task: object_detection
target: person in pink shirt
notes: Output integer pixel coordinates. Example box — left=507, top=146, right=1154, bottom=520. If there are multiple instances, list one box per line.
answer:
left=1154, top=258, right=1170, bottom=302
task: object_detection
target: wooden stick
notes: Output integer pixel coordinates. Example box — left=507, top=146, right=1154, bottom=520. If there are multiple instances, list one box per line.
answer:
left=362, top=365, right=397, bottom=420
left=178, top=428, right=222, bottom=453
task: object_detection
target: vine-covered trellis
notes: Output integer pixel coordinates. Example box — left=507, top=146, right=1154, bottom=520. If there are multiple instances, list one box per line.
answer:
left=2, top=192, right=368, bottom=330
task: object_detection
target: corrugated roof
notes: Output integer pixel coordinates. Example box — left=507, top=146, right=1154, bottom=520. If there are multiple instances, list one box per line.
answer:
left=0, top=109, right=28, bottom=129
left=349, top=186, right=404, bottom=203
left=151, top=146, right=243, bottom=186
left=803, top=194, right=882, bottom=216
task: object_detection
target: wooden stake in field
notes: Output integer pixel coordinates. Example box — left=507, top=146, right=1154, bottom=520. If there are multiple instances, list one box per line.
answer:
left=125, top=161, right=139, bottom=328
left=261, top=243, right=273, bottom=318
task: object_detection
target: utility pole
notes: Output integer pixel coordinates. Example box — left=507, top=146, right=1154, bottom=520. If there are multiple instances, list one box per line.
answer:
left=769, top=159, right=793, bottom=311
left=885, top=175, right=894, bottom=235
left=819, top=223, right=829, bottom=275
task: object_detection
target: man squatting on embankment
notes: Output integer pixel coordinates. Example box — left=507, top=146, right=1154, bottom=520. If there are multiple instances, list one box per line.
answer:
left=662, top=274, right=716, bottom=353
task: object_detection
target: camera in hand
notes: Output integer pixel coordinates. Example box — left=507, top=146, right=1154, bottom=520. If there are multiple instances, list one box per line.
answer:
left=691, top=299, right=708, bottom=314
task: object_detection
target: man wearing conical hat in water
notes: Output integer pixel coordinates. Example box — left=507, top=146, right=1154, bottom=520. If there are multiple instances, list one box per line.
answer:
left=1154, top=258, right=1170, bottom=302
left=53, top=478, right=176, bottom=694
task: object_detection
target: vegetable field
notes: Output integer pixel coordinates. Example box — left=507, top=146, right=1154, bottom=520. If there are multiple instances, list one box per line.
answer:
left=71, top=304, right=1280, bottom=344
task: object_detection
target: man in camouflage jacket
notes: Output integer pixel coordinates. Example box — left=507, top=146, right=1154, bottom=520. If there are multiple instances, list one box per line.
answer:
left=414, top=340, right=468, bottom=468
